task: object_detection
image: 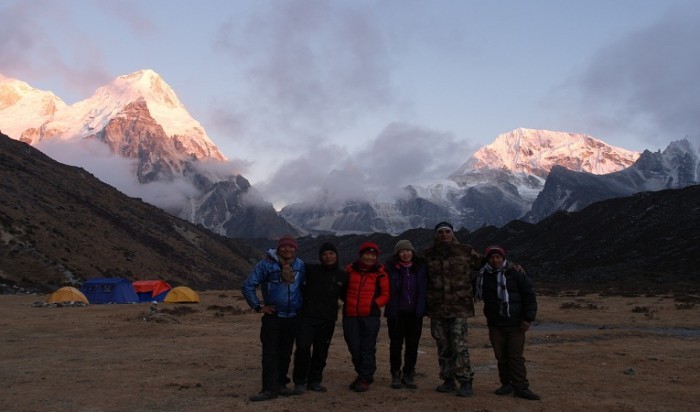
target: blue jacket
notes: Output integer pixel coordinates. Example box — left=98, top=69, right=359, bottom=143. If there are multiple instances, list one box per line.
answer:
left=241, top=249, right=305, bottom=318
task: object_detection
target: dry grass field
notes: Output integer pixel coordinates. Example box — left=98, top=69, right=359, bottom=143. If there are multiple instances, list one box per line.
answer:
left=1, top=290, right=699, bottom=412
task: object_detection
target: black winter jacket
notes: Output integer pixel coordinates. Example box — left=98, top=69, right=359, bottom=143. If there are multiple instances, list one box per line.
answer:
left=301, top=263, right=348, bottom=321
left=479, top=266, right=537, bottom=328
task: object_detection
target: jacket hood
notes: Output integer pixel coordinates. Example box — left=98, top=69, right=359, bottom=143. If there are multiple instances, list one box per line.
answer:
left=266, top=248, right=280, bottom=262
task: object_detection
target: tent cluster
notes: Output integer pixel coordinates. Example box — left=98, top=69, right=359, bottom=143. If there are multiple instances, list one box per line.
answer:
left=46, top=279, right=200, bottom=305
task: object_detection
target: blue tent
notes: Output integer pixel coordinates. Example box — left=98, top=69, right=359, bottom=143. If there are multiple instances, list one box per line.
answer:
left=80, top=278, right=139, bottom=304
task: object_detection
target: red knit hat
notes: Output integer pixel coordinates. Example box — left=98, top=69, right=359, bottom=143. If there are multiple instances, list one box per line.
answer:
left=485, top=245, right=506, bottom=258
left=277, top=235, right=298, bottom=250
left=358, top=241, right=380, bottom=255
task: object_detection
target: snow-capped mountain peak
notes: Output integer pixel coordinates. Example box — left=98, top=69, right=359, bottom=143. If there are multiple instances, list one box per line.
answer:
left=0, top=70, right=225, bottom=161
left=454, top=127, right=640, bottom=178
left=91, top=69, right=198, bottom=136
left=1, top=70, right=302, bottom=237
left=0, top=75, right=67, bottom=139
left=70, top=70, right=221, bottom=154
left=109, top=69, right=179, bottom=106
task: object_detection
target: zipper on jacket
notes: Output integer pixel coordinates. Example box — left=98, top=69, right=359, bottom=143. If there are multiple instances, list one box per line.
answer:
left=356, top=274, right=369, bottom=315
left=404, top=267, right=412, bottom=306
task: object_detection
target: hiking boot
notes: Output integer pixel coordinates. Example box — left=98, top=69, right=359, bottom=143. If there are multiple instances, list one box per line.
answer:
left=292, top=384, right=306, bottom=395
left=391, top=371, right=402, bottom=389
left=307, top=383, right=327, bottom=392
left=495, top=384, right=513, bottom=395
left=249, top=390, right=277, bottom=402
left=456, top=381, right=473, bottom=398
left=353, top=377, right=370, bottom=392
left=514, top=388, right=541, bottom=400
left=435, top=379, right=457, bottom=393
left=277, top=385, right=293, bottom=396
left=349, top=376, right=361, bottom=390
left=402, top=370, right=417, bottom=389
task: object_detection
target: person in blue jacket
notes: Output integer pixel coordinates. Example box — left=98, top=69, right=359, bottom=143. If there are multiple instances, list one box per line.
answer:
left=242, top=235, right=305, bottom=402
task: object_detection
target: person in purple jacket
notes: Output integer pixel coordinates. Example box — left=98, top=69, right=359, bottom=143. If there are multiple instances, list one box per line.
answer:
left=384, top=239, right=428, bottom=389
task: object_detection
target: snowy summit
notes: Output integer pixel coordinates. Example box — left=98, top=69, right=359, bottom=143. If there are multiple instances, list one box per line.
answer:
left=455, top=128, right=641, bottom=178
left=0, top=70, right=224, bottom=162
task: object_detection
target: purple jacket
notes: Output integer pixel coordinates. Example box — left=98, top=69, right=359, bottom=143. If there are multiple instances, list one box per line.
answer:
left=384, top=256, right=428, bottom=319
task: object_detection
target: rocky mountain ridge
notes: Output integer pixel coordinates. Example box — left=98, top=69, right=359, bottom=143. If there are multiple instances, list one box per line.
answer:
left=526, top=139, right=700, bottom=222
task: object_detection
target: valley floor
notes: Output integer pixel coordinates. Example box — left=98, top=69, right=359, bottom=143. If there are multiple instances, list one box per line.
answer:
left=1, top=291, right=699, bottom=412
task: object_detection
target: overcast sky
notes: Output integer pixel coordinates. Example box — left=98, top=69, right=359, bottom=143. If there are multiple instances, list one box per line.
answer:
left=2, top=0, right=699, bottom=208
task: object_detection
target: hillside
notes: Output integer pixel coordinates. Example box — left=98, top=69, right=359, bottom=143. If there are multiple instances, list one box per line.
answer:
left=0, top=132, right=261, bottom=292
left=467, top=185, right=700, bottom=293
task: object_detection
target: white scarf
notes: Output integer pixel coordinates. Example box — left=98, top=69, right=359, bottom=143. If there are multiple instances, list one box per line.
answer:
left=476, top=260, right=510, bottom=317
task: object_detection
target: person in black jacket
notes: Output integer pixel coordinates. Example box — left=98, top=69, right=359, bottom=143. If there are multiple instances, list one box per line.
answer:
left=292, top=242, right=348, bottom=394
left=474, top=246, right=541, bottom=401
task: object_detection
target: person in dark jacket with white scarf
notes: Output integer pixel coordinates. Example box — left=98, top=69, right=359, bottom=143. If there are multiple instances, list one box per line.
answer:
left=474, top=245, right=541, bottom=401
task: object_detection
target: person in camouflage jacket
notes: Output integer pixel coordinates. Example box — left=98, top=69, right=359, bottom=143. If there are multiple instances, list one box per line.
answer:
left=422, top=221, right=484, bottom=398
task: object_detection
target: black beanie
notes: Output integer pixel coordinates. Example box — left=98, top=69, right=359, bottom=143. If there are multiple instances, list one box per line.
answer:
left=434, top=221, right=454, bottom=233
left=319, top=242, right=338, bottom=257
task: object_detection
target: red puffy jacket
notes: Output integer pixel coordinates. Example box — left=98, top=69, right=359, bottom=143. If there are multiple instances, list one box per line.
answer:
left=344, top=261, right=390, bottom=317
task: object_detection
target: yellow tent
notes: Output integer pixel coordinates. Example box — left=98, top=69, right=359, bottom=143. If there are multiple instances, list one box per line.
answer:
left=163, top=286, right=200, bottom=303
left=47, top=286, right=89, bottom=304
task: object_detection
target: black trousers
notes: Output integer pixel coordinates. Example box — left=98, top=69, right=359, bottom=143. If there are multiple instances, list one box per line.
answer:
left=260, top=314, right=299, bottom=392
left=387, top=313, right=424, bottom=373
left=488, top=326, right=529, bottom=389
left=343, top=316, right=381, bottom=381
left=293, top=315, right=336, bottom=385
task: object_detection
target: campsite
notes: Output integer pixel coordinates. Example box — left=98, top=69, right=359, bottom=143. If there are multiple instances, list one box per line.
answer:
left=42, top=278, right=201, bottom=306
left=1, top=289, right=698, bottom=412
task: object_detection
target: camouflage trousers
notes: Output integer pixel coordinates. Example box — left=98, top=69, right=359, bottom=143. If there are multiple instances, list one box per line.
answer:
left=430, top=317, right=474, bottom=383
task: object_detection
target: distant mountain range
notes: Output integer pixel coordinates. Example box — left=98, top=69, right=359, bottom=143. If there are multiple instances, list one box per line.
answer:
left=2, top=70, right=698, bottom=238
left=281, top=128, right=649, bottom=234
left=2, top=130, right=699, bottom=294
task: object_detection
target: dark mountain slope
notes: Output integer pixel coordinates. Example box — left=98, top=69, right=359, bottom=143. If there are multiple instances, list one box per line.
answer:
left=0, top=132, right=261, bottom=292
left=287, top=185, right=700, bottom=295
left=468, top=185, right=700, bottom=293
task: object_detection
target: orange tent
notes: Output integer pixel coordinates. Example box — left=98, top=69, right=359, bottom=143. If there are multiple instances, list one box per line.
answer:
left=163, top=286, right=200, bottom=303
left=132, top=280, right=172, bottom=302
left=47, top=286, right=89, bottom=304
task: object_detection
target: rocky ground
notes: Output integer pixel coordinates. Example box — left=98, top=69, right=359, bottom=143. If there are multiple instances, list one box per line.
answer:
left=1, top=290, right=699, bottom=412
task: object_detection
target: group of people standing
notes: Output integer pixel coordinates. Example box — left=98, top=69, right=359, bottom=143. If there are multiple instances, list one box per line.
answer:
left=241, top=221, right=540, bottom=403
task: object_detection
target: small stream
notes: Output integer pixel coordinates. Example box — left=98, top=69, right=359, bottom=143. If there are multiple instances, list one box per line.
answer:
left=532, top=322, right=700, bottom=338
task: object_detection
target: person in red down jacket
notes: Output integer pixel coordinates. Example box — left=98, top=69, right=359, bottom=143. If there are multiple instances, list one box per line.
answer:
left=342, top=241, right=390, bottom=393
